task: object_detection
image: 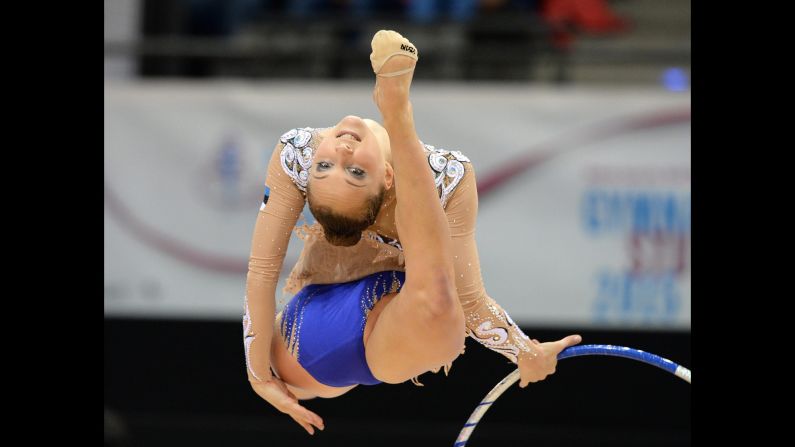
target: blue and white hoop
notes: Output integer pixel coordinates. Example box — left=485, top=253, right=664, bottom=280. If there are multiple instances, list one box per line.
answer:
left=454, top=344, right=691, bottom=447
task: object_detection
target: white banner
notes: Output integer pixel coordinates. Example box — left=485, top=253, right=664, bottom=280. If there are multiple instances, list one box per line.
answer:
left=104, top=81, right=690, bottom=330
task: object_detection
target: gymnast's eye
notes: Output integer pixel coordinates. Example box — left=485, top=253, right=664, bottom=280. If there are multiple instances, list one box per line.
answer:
left=349, top=167, right=366, bottom=178
left=316, top=161, right=331, bottom=171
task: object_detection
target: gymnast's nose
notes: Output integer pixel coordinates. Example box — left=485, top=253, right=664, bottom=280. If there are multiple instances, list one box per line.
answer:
left=336, top=144, right=354, bottom=155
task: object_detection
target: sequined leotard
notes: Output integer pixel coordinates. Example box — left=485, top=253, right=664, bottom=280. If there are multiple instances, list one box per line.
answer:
left=277, top=270, right=405, bottom=387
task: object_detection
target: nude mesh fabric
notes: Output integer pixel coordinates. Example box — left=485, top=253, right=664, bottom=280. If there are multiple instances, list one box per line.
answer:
left=245, top=128, right=537, bottom=387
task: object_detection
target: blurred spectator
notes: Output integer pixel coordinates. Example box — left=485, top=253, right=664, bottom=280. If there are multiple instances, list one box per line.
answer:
left=405, top=0, right=478, bottom=23
left=284, top=0, right=536, bottom=22
left=540, top=0, right=629, bottom=48
left=404, top=0, right=541, bottom=23
left=184, top=0, right=268, bottom=35
left=286, top=0, right=402, bottom=19
left=541, top=0, right=628, bottom=33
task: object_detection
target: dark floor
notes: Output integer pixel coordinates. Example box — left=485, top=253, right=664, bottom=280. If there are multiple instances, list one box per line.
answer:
left=105, top=318, right=691, bottom=447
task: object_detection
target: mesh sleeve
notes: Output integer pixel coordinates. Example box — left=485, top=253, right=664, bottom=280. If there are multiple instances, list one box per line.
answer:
left=243, top=138, right=306, bottom=383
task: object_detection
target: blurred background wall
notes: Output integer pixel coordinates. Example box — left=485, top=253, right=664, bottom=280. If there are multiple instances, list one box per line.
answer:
left=104, top=1, right=690, bottom=445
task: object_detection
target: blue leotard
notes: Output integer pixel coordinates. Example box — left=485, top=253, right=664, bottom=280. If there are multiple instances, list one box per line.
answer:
left=278, top=270, right=405, bottom=387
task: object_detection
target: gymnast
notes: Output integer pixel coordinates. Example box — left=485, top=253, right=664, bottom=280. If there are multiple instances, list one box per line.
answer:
left=242, top=30, right=582, bottom=435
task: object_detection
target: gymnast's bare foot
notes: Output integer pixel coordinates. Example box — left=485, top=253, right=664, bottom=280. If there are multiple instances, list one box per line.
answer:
left=370, top=30, right=418, bottom=115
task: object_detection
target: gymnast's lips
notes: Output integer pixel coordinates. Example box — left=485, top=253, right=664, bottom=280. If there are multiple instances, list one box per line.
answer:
left=336, top=129, right=361, bottom=142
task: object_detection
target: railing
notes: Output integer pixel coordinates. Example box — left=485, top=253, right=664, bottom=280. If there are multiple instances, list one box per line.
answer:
left=105, top=12, right=568, bottom=81
left=104, top=11, right=689, bottom=82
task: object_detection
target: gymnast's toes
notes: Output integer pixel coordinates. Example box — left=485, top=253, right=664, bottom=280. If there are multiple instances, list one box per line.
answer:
left=370, top=30, right=419, bottom=77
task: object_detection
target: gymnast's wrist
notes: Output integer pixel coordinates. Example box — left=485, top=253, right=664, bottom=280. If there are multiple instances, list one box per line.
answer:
left=247, top=366, right=275, bottom=385
left=249, top=374, right=274, bottom=387
left=518, top=347, right=540, bottom=363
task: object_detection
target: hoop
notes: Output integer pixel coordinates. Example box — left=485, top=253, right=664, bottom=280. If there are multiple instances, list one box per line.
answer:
left=454, top=344, right=691, bottom=446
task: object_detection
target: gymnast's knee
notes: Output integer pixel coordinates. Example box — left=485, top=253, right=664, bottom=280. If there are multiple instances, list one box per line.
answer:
left=413, top=276, right=462, bottom=321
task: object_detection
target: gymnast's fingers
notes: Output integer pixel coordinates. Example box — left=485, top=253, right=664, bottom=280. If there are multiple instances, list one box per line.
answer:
left=519, top=375, right=540, bottom=388
left=303, top=408, right=325, bottom=430
left=289, top=413, right=316, bottom=435
left=553, top=334, right=583, bottom=352
left=288, top=400, right=324, bottom=430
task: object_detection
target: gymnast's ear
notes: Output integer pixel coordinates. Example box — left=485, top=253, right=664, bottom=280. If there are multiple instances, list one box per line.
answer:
left=384, top=162, right=394, bottom=190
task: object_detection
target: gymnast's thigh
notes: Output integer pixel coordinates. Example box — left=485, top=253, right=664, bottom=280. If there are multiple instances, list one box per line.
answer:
left=363, top=291, right=464, bottom=384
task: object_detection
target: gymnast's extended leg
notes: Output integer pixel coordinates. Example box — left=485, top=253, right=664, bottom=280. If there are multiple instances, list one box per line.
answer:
left=364, top=31, right=466, bottom=384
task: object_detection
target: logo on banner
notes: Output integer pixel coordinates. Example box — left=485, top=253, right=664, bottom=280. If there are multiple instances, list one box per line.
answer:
left=196, top=134, right=263, bottom=211
left=581, top=166, right=691, bottom=325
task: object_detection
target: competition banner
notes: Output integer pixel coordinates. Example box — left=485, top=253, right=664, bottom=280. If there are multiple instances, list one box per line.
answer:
left=104, top=81, right=690, bottom=329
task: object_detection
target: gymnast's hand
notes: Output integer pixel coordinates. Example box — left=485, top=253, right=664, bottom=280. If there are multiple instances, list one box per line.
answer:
left=518, top=334, right=582, bottom=388
left=251, top=376, right=325, bottom=435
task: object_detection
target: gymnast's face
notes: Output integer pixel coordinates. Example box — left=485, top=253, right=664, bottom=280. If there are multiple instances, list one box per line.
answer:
left=308, top=116, right=394, bottom=220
